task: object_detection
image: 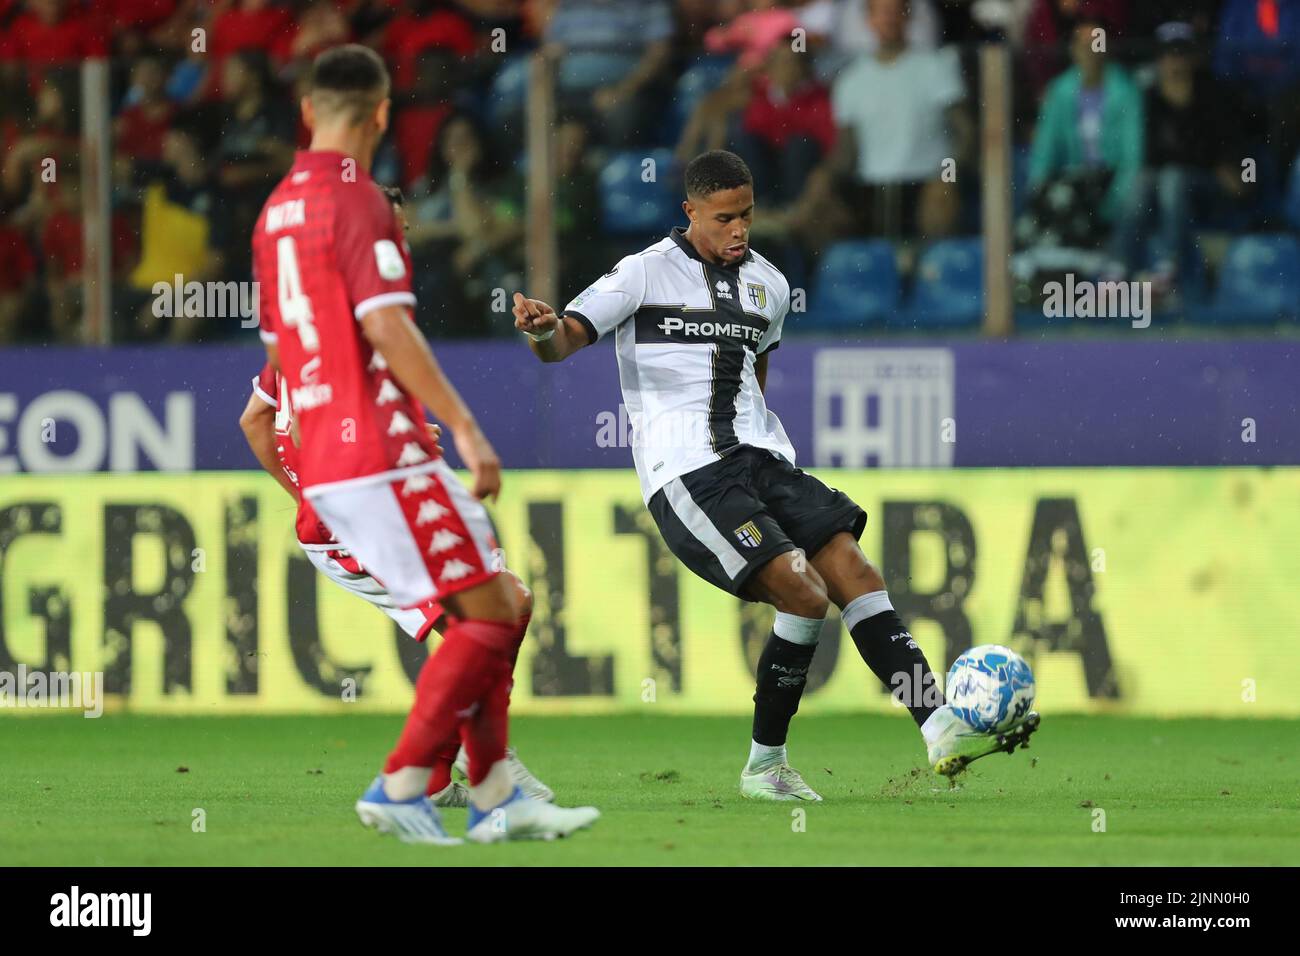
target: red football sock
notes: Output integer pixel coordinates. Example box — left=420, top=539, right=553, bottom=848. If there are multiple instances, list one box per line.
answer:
left=383, top=618, right=518, bottom=775
left=461, top=616, right=526, bottom=785
left=459, top=669, right=513, bottom=786
left=424, top=741, right=461, bottom=797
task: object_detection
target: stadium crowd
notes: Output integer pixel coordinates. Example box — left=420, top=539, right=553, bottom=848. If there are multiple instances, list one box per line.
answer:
left=1, top=0, right=1298, bottom=342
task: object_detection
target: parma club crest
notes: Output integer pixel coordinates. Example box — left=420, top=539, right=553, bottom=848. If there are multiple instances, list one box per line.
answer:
left=746, top=282, right=767, bottom=310
left=734, top=520, right=763, bottom=548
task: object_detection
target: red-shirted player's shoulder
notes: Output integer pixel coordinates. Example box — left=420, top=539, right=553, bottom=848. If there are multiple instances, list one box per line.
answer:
left=332, top=175, right=392, bottom=223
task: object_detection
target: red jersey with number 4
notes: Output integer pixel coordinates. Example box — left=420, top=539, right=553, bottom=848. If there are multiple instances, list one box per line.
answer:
left=251, top=150, right=440, bottom=492
left=250, top=362, right=336, bottom=548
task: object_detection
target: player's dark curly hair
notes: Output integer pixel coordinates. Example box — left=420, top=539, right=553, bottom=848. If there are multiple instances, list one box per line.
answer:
left=684, top=150, right=753, bottom=201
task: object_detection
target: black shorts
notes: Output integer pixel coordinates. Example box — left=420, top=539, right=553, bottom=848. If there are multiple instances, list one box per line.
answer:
left=647, top=446, right=867, bottom=601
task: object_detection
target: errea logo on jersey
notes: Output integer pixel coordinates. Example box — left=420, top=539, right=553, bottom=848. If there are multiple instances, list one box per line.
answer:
left=374, top=240, right=406, bottom=280
left=657, top=315, right=763, bottom=344
left=715, top=279, right=732, bottom=299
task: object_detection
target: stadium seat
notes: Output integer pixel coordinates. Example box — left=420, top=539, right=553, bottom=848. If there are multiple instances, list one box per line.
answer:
left=598, top=149, right=680, bottom=236
left=803, top=239, right=899, bottom=329
left=895, top=237, right=983, bottom=329
left=1188, top=234, right=1300, bottom=325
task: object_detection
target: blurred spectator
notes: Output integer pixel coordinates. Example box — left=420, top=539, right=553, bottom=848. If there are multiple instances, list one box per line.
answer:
left=214, top=50, right=295, bottom=282
left=552, top=115, right=602, bottom=293
left=36, top=162, right=83, bottom=341
left=1128, top=0, right=1222, bottom=42
left=384, top=0, right=478, bottom=91
left=405, top=112, right=523, bottom=336
left=1213, top=0, right=1300, bottom=97
left=540, top=0, right=675, bottom=146
left=703, top=0, right=801, bottom=72
left=0, top=206, right=38, bottom=342
left=2, top=71, right=77, bottom=174
left=677, top=42, right=834, bottom=207
left=208, top=0, right=296, bottom=65
left=114, top=55, right=177, bottom=162
left=1214, top=0, right=1300, bottom=167
left=392, top=51, right=460, bottom=192
left=1027, top=17, right=1142, bottom=228
left=799, top=0, right=938, bottom=78
left=125, top=120, right=227, bottom=341
left=1021, top=0, right=1128, bottom=100
left=101, top=0, right=180, bottom=56
left=0, top=0, right=109, bottom=77
left=454, top=0, right=533, bottom=47
left=777, top=0, right=969, bottom=246
left=1112, top=22, right=1249, bottom=288
left=285, top=0, right=352, bottom=63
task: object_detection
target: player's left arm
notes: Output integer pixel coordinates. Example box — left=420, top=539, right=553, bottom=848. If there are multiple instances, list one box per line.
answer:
left=755, top=350, right=770, bottom=394
left=239, top=391, right=299, bottom=500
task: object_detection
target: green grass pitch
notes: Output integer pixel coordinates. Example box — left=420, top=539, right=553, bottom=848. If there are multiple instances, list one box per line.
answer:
left=2, top=714, right=1297, bottom=866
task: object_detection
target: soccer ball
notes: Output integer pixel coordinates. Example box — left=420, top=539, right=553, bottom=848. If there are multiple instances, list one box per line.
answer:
left=945, top=645, right=1036, bottom=734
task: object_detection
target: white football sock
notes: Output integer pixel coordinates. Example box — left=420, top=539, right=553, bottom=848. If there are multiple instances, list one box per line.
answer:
left=382, top=765, right=432, bottom=801
left=920, top=705, right=955, bottom=744
left=746, top=740, right=787, bottom=772
left=469, top=757, right=515, bottom=812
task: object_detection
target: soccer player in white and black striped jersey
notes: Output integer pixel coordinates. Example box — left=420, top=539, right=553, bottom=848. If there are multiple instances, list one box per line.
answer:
left=512, top=150, right=1038, bottom=792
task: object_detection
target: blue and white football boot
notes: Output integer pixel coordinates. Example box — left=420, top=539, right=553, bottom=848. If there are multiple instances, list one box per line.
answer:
left=464, top=786, right=599, bottom=844
left=355, top=776, right=463, bottom=846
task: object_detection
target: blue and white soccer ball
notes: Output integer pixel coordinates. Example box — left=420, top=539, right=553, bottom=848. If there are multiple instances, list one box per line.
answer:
left=945, top=645, right=1036, bottom=734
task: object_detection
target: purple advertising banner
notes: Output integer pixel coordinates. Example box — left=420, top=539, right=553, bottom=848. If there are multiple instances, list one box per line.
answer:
left=0, top=339, right=1295, bottom=472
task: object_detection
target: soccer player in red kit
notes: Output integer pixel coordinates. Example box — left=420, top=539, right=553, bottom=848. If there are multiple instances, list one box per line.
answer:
left=251, top=44, right=597, bottom=844
left=239, top=357, right=556, bottom=808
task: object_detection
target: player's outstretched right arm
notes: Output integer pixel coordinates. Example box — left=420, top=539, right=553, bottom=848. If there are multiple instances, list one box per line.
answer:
left=512, top=292, right=589, bottom=363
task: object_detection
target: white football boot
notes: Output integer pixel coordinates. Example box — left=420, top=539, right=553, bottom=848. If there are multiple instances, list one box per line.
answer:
left=430, top=780, right=469, bottom=808
left=464, top=787, right=600, bottom=843
left=740, top=762, right=823, bottom=801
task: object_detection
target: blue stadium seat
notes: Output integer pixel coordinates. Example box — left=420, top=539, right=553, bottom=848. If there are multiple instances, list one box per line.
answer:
left=1189, top=234, right=1300, bottom=325
left=895, top=237, right=983, bottom=329
left=803, top=240, right=899, bottom=329
left=598, top=149, right=680, bottom=235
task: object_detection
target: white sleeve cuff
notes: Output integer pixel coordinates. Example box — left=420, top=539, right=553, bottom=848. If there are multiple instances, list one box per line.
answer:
left=250, top=376, right=278, bottom=408
left=355, top=291, right=417, bottom=321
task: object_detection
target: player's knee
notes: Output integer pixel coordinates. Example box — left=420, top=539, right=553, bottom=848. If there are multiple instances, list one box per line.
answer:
left=783, top=576, right=829, bottom=619
left=860, top=560, right=886, bottom=593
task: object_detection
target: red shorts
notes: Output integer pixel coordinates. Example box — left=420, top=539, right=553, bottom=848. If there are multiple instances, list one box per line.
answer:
left=304, top=459, right=501, bottom=611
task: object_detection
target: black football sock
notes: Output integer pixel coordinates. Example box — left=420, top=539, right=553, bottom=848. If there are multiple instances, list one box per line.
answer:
left=751, top=623, right=820, bottom=748
left=841, top=591, right=943, bottom=728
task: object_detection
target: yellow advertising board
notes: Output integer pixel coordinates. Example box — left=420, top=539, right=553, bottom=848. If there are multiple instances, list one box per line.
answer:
left=0, top=468, right=1295, bottom=715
